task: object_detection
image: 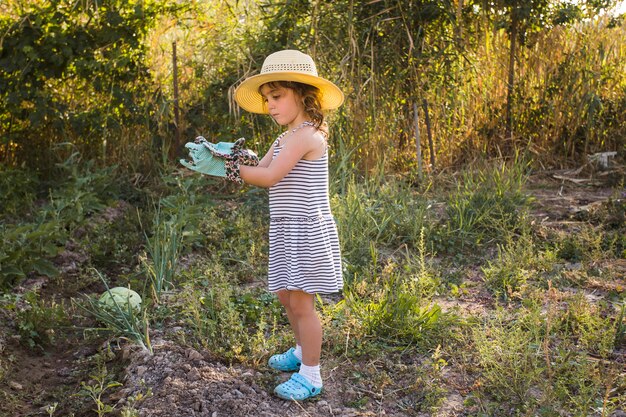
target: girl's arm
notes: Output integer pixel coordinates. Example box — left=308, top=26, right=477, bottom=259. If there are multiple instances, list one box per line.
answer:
left=257, top=143, right=276, bottom=168
left=240, top=129, right=323, bottom=188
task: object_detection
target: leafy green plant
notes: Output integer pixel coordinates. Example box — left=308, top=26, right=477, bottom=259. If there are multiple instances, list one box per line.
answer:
left=0, top=165, right=38, bottom=220
left=78, top=270, right=152, bottom=353
left=80, top=201, right=144, bottom=270
left=175, top=271, right=283, bottom=365
left=0, top=220, right=64, bottom=290
left=404, top=345, right=449, bottom=413
left=551, top=348, right=620, bottom=416
left=1, top=292, right=69, bottom=351
left=481, top=234, right=536, bottom=301
left=560, top=294, right=617, bottom=359
left=404, top=227, right=442, bottom=299
left=45, top=152, right=119, bottom=229
left=472, top=311, right=544, bottom=409
left=119, top=385, right=153, bottom=417
left=344, top=272, right=446, bottom=347
left=332, top=177, right=433, bottom=271
left=77, top=364, right=122, bottom=417
left=11, top=291, right=70, bottom=350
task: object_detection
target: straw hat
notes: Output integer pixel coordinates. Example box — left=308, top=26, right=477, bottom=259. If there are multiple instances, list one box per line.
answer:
left=234, top=50, right=344, bottom=114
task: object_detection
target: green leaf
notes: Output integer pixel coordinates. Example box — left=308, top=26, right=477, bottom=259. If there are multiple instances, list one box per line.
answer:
left=31, top=259, right=59, bottom=277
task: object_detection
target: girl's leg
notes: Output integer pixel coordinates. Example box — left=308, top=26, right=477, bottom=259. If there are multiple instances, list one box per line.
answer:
left=273, top=290, right=324, bottom=398
left=288, top=290, right=322, bottom=366
left=276, top=289, right=300, bottom=345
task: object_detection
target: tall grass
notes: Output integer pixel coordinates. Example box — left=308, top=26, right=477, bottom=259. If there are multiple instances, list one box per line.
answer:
left=140, top=204, right=184, bottom=298
left=332, top=175, right=433, bottom=273
left=444, top=155, right=533, bottom=249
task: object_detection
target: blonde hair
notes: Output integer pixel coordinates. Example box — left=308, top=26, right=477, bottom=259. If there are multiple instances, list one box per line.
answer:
left=260, top=81, right=328, bottom=136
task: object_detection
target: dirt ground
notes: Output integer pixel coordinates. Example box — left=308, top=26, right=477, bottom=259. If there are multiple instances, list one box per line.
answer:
left=1, top=167, right=624, bottom=417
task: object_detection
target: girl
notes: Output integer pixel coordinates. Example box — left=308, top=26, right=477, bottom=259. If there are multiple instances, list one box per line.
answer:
left=234, top=49, right=344, bottom=400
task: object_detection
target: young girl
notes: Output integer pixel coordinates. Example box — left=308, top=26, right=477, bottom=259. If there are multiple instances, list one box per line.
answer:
left=234, top=50, right=344, bottom=400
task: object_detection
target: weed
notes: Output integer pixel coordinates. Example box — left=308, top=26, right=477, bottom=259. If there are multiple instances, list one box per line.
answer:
left=614, top=303, right=625, bottom=350
left=80, top=201, right=144, bottom=271
left=551, top=350, right=619, bottom=416
left=411, top=346, right=449, bottom=413
left=481, top=234, right=536, bottom=301
left=344, top=275, right=446, bottom=347
left=76, top=363, right=122, bottom=417
left=45, top=152, right=119, bottom=230
left=472, top=310, right=543, bottom=409
left=0, top=165, right=38, bottom=220
left=560, top=294, right=617, bottom=359
left=2, top=291, right=70, bottom=350
left=444, top=157, right=533, bottom=250
left=45, top=402, right=58, bottom=416
left=0, top=220, right=64, bottom=290
left=174, top=265, right=283, bottom=364
left=403, top=228, right=443, bottom=299
left=332, top=177, right=433, bottom=271
left=119, top=382, right=152, bottom=417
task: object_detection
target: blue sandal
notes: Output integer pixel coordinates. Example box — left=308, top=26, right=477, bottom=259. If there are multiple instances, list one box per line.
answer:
left=268, top=348, right=301, bottom=371
left=274, top=373, right=322, bottom=401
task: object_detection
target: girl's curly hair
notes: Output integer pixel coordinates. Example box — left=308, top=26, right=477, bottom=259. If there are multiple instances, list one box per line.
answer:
left=260, top=81, right=328, bottom=136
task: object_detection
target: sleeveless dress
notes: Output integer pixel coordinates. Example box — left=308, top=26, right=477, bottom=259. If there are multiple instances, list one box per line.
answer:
left=267, top=134, right=343, bottom=294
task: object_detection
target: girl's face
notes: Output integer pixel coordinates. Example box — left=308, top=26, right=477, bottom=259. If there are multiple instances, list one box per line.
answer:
left=260, top=84, right=306, bottom=127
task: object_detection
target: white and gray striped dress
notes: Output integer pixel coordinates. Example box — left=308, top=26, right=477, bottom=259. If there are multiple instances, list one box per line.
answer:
left=267, top=136, right=343, bottom=294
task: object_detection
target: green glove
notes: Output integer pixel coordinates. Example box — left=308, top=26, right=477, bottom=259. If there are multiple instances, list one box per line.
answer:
left=180, top=136, right=258, bottom=184
left=179, top=142, right=226, bottom=177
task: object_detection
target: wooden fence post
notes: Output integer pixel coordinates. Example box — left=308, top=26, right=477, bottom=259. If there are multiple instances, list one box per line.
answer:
left=172, top=41, right=180, bottom=157
left=414, top=102, right=422, bottom=179
left=422, top=98, right=435, bottom=171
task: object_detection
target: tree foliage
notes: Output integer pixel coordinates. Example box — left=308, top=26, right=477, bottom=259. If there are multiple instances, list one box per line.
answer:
left=0, top=0, right=179, bottom=168
left=0, top=0, right=624, bottom=172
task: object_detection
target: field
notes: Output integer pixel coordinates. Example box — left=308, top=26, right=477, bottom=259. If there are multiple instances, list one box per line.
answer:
left=0, top=157, right=624, bottom=416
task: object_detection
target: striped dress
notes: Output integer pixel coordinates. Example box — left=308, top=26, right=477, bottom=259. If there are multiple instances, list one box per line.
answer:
left=267, top=136, right=343, bottom=294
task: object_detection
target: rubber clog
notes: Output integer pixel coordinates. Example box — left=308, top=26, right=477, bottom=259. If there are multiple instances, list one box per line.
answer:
left=268, top=347, right=301, bottom=371
left=274, top=373, right=322, bottom=401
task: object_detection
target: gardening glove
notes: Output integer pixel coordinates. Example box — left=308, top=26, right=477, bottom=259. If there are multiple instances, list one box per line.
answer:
left=180, top=140, right=227, bottom=177
left=225, top=138, right=260, bottom=167
left=196, top=136, right=236, bottom=159
left=180, top=136, right=259, bottom=183
left=203, top=137, right=260, bottom=168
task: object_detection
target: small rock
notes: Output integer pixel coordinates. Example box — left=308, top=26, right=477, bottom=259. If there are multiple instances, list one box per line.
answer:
left=187, top=348, right=204, bottom=361
left=9, top=381, right=23, bottom=390
left=317, top=400, right=329, bottom=408
left=136, top=366, right=148, bottom=377
left=232, top=389, right=245, bottom=398
left=188, top=368, right=201, bottom=382
left=121, top=346, right=132, bottom=361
